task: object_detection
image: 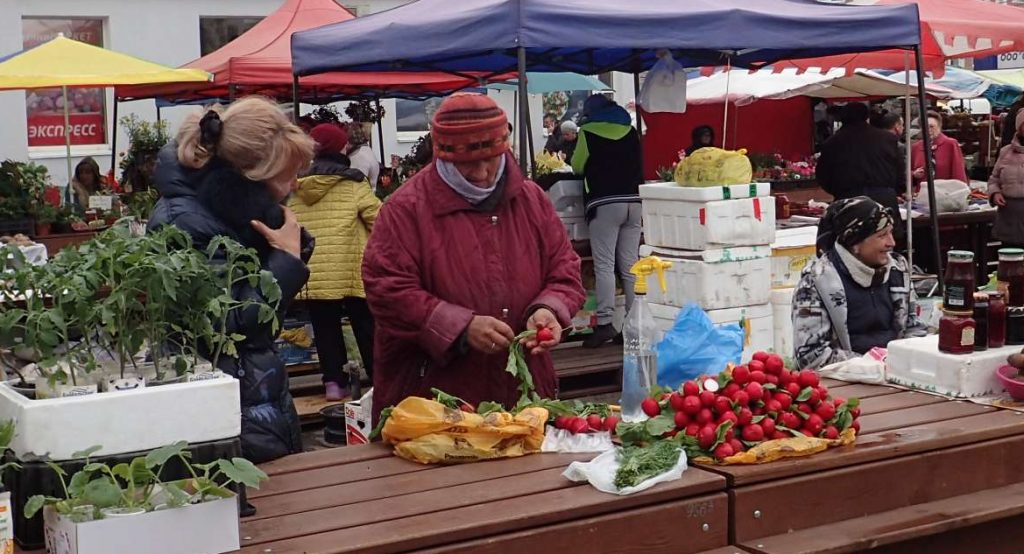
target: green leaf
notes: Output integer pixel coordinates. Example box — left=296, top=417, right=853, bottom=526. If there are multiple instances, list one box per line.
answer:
left=714, top=420, right=734, bottom=447
left=82, top=477, right=122, bottom=508
left=368, top=406, right=394, bottom=441
left=82, top=463, right=106, bottom=474
left=716, top=372, right=731, bottom=390
left=145, top=441, right=189, bottom=469
left=796, top=387, right=813, bottom=402
left=45, top=462, right=67, bottom=478
left=68, top=471, right=92, bottom=498
left=162, top=482, right=190, bottom=508
left=644, top=415, right=675, bottom=437
left=24, top=495, right=47, bottom=519
left=200, top=485, right=234, bottom=499
left=846, top=397, right=860, bottom=409
left=762, top=383, right=778, bottom=391
left=476, top=401, right=506, bottom=416
left=838, top=410, right=854, bottom=431
left=110, top=463, right=132, bottom=483
left=615, top=421, right=653, bottom=447
left=751, top=415, right=766, bottom=424
left=218, top=458, right=268, bottom=489
left=71, top=445, right=102, bottom=460
left=796, top=409, right=810, bottom=420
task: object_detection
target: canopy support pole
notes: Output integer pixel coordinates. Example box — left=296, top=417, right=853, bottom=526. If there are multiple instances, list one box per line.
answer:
left=63, top=86, right=73, bottom=205
left=376, top=98, right=386, bottom=167
left=516, top=47, right=529, bottom=174
left=156, top=106, right=162, bottom=125
left=914, top=45, right=943, bottom=293
left=110, top=95, right=119, bottom=178
left=903, top=52, right=914, bottom=278
left=292, top=76, right=300, bottom=122
left=229, top=84, right=237, bottom=102
left=633, top=71, right=644, bottom=174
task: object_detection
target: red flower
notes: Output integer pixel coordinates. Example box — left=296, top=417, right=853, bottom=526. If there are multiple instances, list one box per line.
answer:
left=43, top=187, right=61, bottom=208
left=107, top=170, right=121, bottom=193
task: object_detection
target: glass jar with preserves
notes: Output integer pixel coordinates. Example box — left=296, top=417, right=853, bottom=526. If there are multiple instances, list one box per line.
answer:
left=939, top=309, right=976, bottom=355
left=973, top=293, right=989, bottom=351
left=1008, top=307, right=1024, bottom=346
left=775, top=194, right=791, bottom=220
left=989, top=292, right=1007, bottom=349
left=998, top=248, right=1024, bottom=307
left=943, top=251, right=976, bottom=313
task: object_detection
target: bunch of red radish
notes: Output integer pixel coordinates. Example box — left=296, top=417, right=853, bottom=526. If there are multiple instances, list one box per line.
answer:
left=640, top=352, right=861, bottom=461
left=552, top=413, right=620, bottom=435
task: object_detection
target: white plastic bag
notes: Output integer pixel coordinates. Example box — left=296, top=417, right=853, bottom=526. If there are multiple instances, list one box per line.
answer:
left=818, top=347, right=887, bottom=385
left=563, top=446, right=688, bottom=495
left=638, top=50, right=687, bottom=114
left=541, top=426, right=615, bottom=453
left=915, top=179, right=970, bottom=214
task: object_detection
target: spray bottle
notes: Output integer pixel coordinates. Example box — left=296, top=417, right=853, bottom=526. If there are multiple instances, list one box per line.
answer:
left=620, top=256, right=672, bottom=422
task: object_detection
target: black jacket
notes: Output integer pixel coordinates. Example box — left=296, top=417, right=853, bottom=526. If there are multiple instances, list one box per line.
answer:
left=148, top=143, right=310, bottom=463
left=817, top=122, right=904, bottom=200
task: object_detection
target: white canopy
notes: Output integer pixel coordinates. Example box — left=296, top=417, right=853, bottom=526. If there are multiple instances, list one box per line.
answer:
left=686, top=68, right=955, bottom=106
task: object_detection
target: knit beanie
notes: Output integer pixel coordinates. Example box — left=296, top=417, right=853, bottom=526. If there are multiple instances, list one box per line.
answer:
left=431, top=93, right=509, bottom=162
left=309, top=123, right=348, bottom=156
left=815, top=196, right=894, bottom=254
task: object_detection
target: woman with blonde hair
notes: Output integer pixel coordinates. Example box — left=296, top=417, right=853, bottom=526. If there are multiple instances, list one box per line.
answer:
left=148, top=96, right=316, bottom=463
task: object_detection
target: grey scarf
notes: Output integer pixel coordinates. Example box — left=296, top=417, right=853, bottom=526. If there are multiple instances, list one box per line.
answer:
left=436, top=156, right=506, bottom=205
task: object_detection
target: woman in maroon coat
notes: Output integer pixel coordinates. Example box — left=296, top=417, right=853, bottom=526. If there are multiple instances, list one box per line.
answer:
left=911, top=110, right=968, bottom=189
left=363, top=93, right=586, bottom=418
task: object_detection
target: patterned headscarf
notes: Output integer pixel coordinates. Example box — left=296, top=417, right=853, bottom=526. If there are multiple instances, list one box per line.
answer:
left=815, top=196, right=894, bottom=254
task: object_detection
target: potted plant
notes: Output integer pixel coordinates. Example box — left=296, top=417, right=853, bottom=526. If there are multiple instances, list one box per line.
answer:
left=25, top=441, right=265, bottom=554
left=31, top=204, right=58, bottom=237
left=0, top=222, right=280, bottom=462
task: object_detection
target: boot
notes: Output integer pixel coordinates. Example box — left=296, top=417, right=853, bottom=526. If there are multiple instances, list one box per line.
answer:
left=582, top=324, right=618, bottom=349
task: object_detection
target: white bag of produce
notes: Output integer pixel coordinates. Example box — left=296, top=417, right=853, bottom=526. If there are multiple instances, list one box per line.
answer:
left=563, top=445, right=687, bottom=495
left=541, top=426, right=615, bottom=453
left=819, top=347, right=887, bottom=385
left=915, top=179, right=970, bottom=214
left=638, top=50, right=687, bottom=114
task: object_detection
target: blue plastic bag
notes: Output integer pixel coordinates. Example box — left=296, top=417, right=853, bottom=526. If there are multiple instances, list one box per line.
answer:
left=656, top=304, right=744, bottom=390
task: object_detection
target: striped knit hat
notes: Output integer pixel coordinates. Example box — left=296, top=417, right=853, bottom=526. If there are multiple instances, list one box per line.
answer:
left=431, top=93, right=509, bottom=162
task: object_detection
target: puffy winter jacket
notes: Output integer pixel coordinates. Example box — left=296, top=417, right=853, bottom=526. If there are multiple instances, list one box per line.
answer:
left=290, top=154, right=380, bottom=300
left=148, top=143, right=309, bottom=463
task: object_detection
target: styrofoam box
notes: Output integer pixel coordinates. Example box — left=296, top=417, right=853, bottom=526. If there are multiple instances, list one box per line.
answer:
left=43, top=495, right=239, bottom=554
left=562, top=216, right=590, bottom=241
left=771, top=226, right=817, bottom=289
left=0, top=376, right=240, bottom=461
left=886, top=334, right=1010, bottom=398
left=771, top=287, right=795, bottom=360
left=640, top=182, right=776, bottom=250
left=546, top=179, right=585, bottom=218
left=639, top=244, right=771, bottom=310
left=650, top=302, right=774, bottom=363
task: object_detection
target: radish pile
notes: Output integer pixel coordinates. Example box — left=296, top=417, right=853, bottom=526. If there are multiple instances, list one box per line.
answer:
left=619, top=352, right=861, bottom=461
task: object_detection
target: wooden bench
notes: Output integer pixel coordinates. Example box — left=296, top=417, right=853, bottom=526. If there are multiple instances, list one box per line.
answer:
left=695, top=381, right=1024, bottom=554
left=241, top=443, right=729, bottom=553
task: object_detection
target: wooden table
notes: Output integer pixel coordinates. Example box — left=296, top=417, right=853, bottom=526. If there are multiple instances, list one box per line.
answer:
left=696, top=378, right=1024, bottom=554
left=33, top=231, right=97, bottom=256
left=239, top=445, right=729, bottom=554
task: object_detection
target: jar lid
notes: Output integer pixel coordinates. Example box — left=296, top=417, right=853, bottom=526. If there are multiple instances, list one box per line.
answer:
left=988, top=291, right=1005, bottom=300
left=999, top=248, right=1024, bottom=260
left=941, top=307, right=973, bottom=316
left=948, top=250, right=974, bottom=262
left=1009, top=306, right=1024, bottom=315
left=974, top=292, right=990, bottom=303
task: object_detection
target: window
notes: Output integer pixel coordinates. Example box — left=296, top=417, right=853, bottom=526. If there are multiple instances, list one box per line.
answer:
left=22, top=18, right=106, bottom=148
left=395, top=98, right=443, bottom=139
left=199, top=17, right=262, bottom=56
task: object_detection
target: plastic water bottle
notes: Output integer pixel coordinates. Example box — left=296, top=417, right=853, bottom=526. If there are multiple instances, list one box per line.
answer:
left=620, top=256, right=672, bottom=422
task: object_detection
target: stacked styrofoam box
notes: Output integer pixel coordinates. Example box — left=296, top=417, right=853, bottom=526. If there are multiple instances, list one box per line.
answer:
left=639, top=182, right=776, bottom=362
left=546, top=178, right=588, bottom=241
left=887, top=335, right=1010, bottom=398
left=771, top=226, right=817, bottom=289
left=771, top=287, right=796, bottom=360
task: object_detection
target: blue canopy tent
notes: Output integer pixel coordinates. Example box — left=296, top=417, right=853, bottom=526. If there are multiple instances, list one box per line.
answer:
left=291, top=0, right=951, bottom=287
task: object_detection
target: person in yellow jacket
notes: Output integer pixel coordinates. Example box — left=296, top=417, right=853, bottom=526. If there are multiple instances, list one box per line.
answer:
left=290, top=123, right=381, bottom=401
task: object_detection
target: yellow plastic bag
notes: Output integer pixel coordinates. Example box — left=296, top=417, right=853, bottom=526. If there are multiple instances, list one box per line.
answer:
left=694, top=428, right=856, bottom=465
left=674, top=147, right=753, bottom=187
left=381, top=397, right=548, bottom=464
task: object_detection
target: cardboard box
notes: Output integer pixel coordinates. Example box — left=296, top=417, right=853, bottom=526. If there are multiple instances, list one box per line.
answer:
left=344, top=388, right=374, bottom=445
left=42, top=495, right=239, bottom=554
left=770, top=226, right=817, bottom=289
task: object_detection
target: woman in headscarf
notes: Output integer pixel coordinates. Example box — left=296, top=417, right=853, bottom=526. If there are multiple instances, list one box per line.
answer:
left=794, top=197, right=926, bottom=370
left=685, top=125, right=715, bottom=156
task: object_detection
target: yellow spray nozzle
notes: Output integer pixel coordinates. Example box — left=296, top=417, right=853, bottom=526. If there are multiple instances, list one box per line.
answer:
left=630, top=256, right=672, bottom=295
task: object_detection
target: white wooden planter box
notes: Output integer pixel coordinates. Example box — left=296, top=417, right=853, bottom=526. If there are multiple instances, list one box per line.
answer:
left=0, top=376, right=240, bottom=461
left=43, top=495, right=239, bottom=554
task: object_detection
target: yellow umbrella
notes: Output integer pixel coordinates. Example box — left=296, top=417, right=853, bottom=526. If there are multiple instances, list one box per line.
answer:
left=0, top=34, right=211, bottom=198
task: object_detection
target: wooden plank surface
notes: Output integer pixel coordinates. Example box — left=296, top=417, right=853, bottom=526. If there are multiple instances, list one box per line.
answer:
left=259, top=443, right=393, bottom=477
left=417, top=493, right=730, bottom=554
left=238, top=466, right=726, bottom=554
left=741, top=481, right=1024, bottom=554
left=248, top=452, right=431, bottom=499
left=694, top=548, right=756, bottom=554
left=247, top=452, right=593, bottom=522
left=700, top=408, right=1024, bottom=487
left=731, top=434, right=1024, bottom=543
left=856, top=390, right=944, bottom=414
